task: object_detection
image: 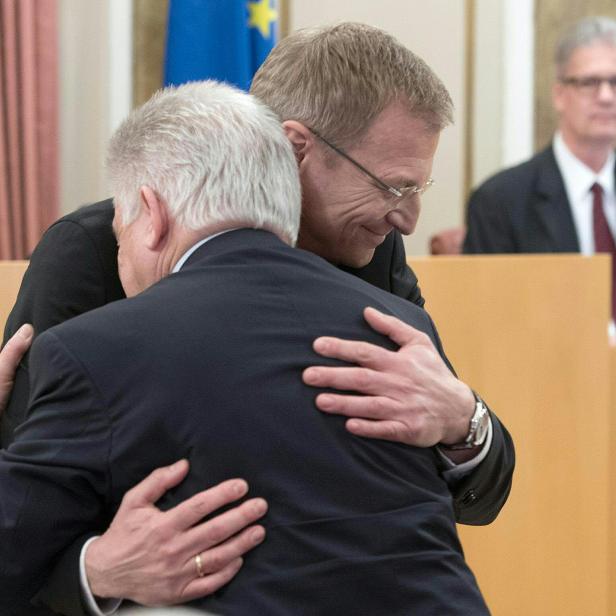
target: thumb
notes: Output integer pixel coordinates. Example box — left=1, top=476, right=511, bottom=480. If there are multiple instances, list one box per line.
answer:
left=0, top=324, right=34, bottom=375
left=0, top=324, right=34, bottom=410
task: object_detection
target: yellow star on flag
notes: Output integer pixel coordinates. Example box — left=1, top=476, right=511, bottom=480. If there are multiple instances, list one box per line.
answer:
left=247, top=0, right=278, bottom=39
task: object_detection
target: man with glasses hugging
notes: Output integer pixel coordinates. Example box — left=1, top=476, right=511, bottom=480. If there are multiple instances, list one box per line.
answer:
left=464, top=16, right=616, bottom=266
left=2, top=23, right=514, bottom=614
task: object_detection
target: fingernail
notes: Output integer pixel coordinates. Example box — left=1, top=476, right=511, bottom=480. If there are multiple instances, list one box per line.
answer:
left=313, top=338, right=327, bottom=352
left=170, top=459, right=186, bottom=471
left=17, top=324, right=33, bottom=340
left=303, top=368, right=317, bottom=383
left=233, top=479, right=248, bottom=496
left=253, top=498, right=268, bottom=515
left=251, top=527, right=266, bottom=544
left=317, top=394, right=334, bottom=409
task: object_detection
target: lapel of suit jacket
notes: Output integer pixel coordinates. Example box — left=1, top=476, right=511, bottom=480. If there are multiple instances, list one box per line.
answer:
left=533, top=146, right=580, bottom=252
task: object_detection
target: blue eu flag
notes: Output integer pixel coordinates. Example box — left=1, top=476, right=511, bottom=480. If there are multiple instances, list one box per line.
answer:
left=164, top=0, right=278, bottom=91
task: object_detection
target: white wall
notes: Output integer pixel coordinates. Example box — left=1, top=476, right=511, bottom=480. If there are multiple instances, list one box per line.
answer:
left=59, top=0, right=132, bottom=214
left=472, top=0, right=534, bottom=188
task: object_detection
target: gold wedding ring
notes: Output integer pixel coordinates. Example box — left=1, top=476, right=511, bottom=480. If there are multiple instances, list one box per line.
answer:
left=195, top=553, right=205, bottom=577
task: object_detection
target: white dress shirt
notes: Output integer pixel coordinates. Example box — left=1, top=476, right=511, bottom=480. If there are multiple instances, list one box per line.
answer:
left=553, top=133, right=616, bottom=340
left=553, top=132, right=616, bottom=254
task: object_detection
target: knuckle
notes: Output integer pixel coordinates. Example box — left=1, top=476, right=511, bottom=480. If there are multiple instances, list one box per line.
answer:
left=415, top=331, right=431, bottom=346
left=355, top=368, right=373, bottom=389
left=385, top=422, right=404, bottom=440
left=404, top=417, right=425, bottom=441
left=189, top=496, right=211, bottom=519
left=355, top=344, right=374, bottom=365
left=204, top=519, right=227, bottom=545
left=371, top=397, right=390, bottom=417
left=202, top=550, right=226, bottom=573
left=158, top=540, right=178, bottom=563
left=148, top=518, right=171, bottom=544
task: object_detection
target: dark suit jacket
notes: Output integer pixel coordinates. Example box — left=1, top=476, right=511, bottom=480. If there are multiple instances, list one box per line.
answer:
left=2, top=200, right=513, bottom=615
left=2, top=200, right=125, bottom=446
left=0, top=229, right=491, bottom=615
left=463, top=145, right=584, bottom=253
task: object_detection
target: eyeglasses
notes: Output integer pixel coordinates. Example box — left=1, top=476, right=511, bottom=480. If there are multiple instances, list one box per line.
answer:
left=560, top=75, right=616, bottom=95
left=309, top=128, right=434, bottom=199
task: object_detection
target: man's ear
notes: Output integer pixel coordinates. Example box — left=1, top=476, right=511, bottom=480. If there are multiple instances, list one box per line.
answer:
left=139, top=186, right=169, bottom=250
left=283, top=120, right=314, bottom=165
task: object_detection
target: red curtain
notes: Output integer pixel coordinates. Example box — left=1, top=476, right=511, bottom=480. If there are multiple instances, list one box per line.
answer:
left=0, top=0, right=58, bottom=259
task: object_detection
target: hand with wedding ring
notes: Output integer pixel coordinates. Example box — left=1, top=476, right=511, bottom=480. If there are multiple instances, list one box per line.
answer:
left=85, top=459, right=267, bottom=606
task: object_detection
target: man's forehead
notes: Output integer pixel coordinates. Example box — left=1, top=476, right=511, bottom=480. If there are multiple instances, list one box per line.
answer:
left=566, top=42, right=616, bottom=73
left=356, top=124, right=439, bottom=170
left=354, top=104, right=439, bottom=150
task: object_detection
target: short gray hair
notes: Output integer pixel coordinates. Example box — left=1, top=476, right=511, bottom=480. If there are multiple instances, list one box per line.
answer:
left=107, top=81, right=301, bottom=244
left=555, top=16, right=616, bottom=77
left=250, top=22, right=453, bottom=146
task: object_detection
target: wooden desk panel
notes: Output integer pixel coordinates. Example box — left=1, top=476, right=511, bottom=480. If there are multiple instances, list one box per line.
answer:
left=409, top=255, right=611, bottom=616
left=0, top=261, right=27, bottom=335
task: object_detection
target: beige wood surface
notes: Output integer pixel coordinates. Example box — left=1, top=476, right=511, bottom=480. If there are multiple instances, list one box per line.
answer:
left=610, top=346, right=616, bottom=616
left=409, top=254, right=612, bottom=616
left=0, top=261, right=27, bottom=334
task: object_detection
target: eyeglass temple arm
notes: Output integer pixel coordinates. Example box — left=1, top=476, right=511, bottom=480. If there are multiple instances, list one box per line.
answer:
left=308, top=128, right=403, bottom=197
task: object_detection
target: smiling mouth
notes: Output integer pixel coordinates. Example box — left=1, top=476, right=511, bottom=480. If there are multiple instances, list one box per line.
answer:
left=361, top=226, right=390, bottom=245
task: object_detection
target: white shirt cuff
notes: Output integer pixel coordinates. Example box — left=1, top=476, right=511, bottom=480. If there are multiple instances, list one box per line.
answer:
left=79, top=536, right=123, bottom=616
left=437, top=417, right=493, bottom=482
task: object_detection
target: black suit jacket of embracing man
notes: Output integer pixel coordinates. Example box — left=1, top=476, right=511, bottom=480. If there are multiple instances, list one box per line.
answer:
left=463, top=145, right=597, bottom=254
left=0, top=228, right=494, bottom=615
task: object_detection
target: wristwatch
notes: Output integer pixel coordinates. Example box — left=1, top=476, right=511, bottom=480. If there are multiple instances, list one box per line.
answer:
left=441, top=391, right=490, bottom=450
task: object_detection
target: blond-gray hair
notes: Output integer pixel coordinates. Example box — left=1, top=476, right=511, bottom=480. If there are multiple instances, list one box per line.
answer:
left=107, top=81, right=301, bottom=244
left=555, top=16, right=616, bottom=77
left=250, top=22, right=453, bottom=146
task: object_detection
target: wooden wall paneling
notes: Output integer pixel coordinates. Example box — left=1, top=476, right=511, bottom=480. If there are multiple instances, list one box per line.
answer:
left=132, top=0, right=168, bottom=108
left=409, top=254, right=612, bottom=615
left=0, top=261, right=28, bottom=330
left=610, top=346, right=616, bottom=615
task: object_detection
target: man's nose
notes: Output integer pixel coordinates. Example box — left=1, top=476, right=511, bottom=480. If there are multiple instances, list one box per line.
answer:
left=385, top=200, right=419, bottom=235
left=597, top=79, right=616, bottom=102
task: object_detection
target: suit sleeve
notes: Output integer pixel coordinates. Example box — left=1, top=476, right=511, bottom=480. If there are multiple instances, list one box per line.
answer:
left=463, top=184, right=517, bottom=254
left=1, top=220, right=113, bottom=448
left=0, top=330, right=111, bottom=616
left=449, top=413, right=515, bottom=524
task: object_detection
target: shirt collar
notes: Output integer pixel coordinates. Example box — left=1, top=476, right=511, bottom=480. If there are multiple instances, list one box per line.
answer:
left=172, top=228, right=241, bottom=273
left=553, top=132, right=615, bottom=200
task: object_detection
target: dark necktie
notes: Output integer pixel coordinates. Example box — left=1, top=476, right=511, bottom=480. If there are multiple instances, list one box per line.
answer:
left=591, top=182, right=616, bottom=320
